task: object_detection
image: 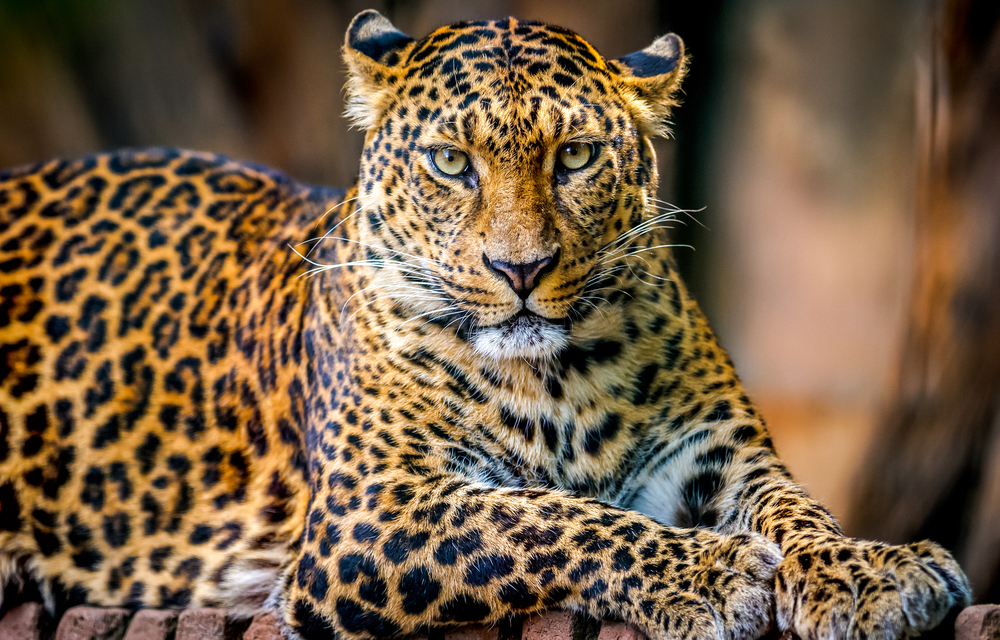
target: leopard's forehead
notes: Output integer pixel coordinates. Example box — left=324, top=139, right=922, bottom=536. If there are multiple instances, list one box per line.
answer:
left=410, top=18, right=607, bottom=66
left=398, top=18, right=614, bottom=103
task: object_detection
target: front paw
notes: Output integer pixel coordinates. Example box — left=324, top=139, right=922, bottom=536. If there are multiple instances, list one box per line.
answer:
left=639, top=532, right=782, bottom=640
left=776, top=537, right=971, bottom=640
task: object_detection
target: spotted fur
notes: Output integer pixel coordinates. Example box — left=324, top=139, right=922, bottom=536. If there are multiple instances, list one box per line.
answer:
left=0, top=10, right=970, bottom=640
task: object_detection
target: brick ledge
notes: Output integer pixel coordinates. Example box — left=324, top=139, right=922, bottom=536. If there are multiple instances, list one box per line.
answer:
left=0, top=602, right=996, bottom=640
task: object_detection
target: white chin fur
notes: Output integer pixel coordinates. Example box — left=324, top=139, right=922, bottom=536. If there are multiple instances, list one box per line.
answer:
left=472, top=317, right=568, bottom=361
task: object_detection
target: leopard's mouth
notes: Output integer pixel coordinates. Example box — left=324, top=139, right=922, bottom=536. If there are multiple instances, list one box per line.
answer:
left=494, top=307, right=563, bottom=329
left=471, top=308, right=570, bottom=360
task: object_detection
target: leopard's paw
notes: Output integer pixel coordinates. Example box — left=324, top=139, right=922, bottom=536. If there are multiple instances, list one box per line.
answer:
left=776, top=537, right=971, bottom=640
left=639, top=532, right=782, bottom=640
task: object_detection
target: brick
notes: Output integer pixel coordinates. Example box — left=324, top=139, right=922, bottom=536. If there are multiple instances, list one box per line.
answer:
left=56, top=607, right=130, bottom=640
left=244, top=612, right=285, bottom=640
left=444, top=624, right=500, bottom=640
left=442, top=616, right=525, bottom=640
left=597, top=621, right=646, bottom=640
left=176, top=608, right=225, bottom=640
left=523, top=611, right=573, bottom=640
left=122, top=610, right=178, bottom=640
left=0, top=602, right=45, bottom=640
left=175, top=608, right=254, bottom=640
left=957, top=605, right=1000, bottom=640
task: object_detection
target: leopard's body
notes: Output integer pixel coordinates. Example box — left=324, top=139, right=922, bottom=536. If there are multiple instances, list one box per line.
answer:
left=0, top=11, right=971, bottom=640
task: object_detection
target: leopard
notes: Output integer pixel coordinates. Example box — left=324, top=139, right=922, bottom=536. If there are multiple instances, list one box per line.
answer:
left=0, top=9, right=972, bottom=640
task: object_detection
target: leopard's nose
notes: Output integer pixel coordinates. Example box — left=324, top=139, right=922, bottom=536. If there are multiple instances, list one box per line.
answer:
left=483, top=251, right=559, bottom=300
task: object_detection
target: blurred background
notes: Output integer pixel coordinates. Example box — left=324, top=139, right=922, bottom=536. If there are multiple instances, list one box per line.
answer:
left=0, top=0, right=997, bottom=602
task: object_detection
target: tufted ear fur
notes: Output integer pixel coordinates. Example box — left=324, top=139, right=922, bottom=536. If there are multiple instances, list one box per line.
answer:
left=611, top=33, right=687, bottom=137
left=343, top=10, right=414, bottom=129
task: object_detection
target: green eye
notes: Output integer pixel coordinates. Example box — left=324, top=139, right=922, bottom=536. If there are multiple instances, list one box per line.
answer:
left=432, top=148, right=469, bottom=176
left=557, top=142, right=595, bottom=171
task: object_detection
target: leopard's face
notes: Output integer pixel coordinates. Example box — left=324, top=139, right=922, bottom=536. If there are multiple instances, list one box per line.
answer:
left=344, top=14, right=685, bottom=361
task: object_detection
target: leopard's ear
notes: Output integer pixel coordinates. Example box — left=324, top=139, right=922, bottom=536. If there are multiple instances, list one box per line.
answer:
left=343, top=10, right=414, bottom=129
left=611, top=34, right=687, bottom=137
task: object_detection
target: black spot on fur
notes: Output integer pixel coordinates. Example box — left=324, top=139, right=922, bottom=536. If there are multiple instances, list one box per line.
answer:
left=294, top=599, right=332, bottom=640
left=335, top=596, right=401, bottom=637
left=102, top=512, right=131, bottom=548
left=338, top=553, right=378, bottom=584
left=584, top=413, right=621, bottom=455
left=706, top=400, right=733, bottom=422
left=464, top=553, right=515, bottom=586
left=297, top=554, right=330, bottom=601
left=383, top=529, right=430, bottom=564
left=33, top=525, right=62, bottom=556
left=435, top=530, right=483, bottom=565
left=399, top=566, right=442, bottom=614
left=498, top=578, right=538, bottom=609
left=72, top=546, right=104, bottom=571
left=353, top=523, right=380, bottom=543
left=149, top=546, right=172, bottom=573
left=437, top=594, right=491, bottom=623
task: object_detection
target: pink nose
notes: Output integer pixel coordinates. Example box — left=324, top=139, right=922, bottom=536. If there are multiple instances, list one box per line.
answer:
left=483, top=252, right=558, bottom=299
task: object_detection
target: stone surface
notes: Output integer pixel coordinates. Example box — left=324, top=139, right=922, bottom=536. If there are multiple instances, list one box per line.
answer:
left=956, top=605, right=1000, bottom=640
left=56, top=607, right=130, bottom=640
left=176, top=608, right=225, bottom=640
left=0, top=602, right=44, bottom=640
left=523, top=611, right=574, bottom=640
left=244, top=612, right=286, bottom=640
left=122, top=609, right=178, bottom=640
left=597, top=621, right=646, bottom=640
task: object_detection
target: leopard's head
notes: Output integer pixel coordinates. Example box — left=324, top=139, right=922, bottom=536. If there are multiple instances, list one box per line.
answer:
left=342, top=10, right=686, bottom=361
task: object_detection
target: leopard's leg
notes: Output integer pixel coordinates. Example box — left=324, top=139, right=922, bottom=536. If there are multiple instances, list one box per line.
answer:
left=275, top=473, right=782, bottom=640
left=629, top=420, right=971, bottom=640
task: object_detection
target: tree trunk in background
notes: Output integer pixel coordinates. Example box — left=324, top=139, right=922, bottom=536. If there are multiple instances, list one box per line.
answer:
left=849, top=0, right=1000, bottom=603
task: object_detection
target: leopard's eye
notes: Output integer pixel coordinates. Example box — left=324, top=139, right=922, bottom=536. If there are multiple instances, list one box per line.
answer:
left=432, top=148, right=469, bottom=176
left=557, top=142, right=595, bottom=171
